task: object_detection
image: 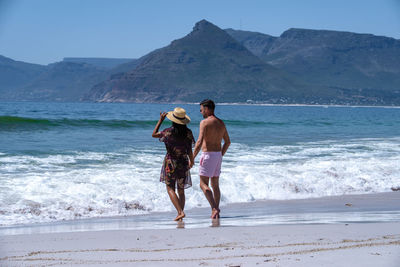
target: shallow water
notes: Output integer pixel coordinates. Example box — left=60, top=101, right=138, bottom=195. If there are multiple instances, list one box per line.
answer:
left=1, top=102, right=400, bottom=226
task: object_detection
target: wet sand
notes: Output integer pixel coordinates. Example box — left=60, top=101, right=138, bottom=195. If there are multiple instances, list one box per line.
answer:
left=1, top=192, right=400, bottom=266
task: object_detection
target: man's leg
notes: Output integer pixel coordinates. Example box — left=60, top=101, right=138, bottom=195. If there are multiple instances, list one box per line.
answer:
left=200, top=175, right=219, bottom=218
left=210, top=176, right=220, bottom=215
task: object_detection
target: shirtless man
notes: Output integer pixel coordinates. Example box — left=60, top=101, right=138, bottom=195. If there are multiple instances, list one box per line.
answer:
left=194, top=99, right=230, bottom=219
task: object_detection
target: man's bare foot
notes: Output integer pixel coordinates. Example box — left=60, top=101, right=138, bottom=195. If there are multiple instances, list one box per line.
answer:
left=215, top=208, right=220, bottom=218
left=211, top=208, right=219, bottom=219
left=174, top=211, right=185, bottom=221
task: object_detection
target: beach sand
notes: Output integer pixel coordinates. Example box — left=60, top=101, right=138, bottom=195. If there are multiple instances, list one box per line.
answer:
left=1, top=192, right=400, bottom=266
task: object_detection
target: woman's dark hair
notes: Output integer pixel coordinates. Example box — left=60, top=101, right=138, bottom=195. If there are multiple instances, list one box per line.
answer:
left=172, top=122, right=189, bottom=140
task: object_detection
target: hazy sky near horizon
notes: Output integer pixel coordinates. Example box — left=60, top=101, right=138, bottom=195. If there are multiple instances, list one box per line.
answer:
left=1, top=0, right=399, bottom=65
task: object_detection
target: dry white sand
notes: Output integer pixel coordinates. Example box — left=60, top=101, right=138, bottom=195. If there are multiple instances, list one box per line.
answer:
left=1, top=223, right=399, bottom=266
left=1, top=192, right=400, bottom=266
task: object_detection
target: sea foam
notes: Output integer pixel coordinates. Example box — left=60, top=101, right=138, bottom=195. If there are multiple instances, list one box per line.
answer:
left=0, top=138, right=399, bottom=226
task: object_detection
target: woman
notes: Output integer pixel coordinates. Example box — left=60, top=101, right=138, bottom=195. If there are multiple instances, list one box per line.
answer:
left=152, top=107, right=195, bottom=221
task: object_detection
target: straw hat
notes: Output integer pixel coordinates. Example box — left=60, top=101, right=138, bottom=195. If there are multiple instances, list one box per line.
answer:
left=166, top=107, right=191, bottom=125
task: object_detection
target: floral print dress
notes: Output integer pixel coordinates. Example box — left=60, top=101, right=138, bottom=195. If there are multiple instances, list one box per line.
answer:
left=159, top=127, right=195, bottom=189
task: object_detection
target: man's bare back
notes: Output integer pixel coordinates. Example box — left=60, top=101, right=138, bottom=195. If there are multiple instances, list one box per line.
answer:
left=194, top=114, right=230, bottom=158
left=200, top=116, right=227, bottom=152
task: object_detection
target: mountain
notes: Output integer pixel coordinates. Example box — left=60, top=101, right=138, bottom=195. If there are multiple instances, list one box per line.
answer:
left=0, top=55, right=146, bottom=101
left=63, top=57, right=134, bottom=69
left=0, top=55, right=46, bottom=99
left=224, top=29, right=277, bottom=58
left=11, top=61, right=108, bottom=101
left=2, top=21, right=400, bottom=104
left=107, top=57, right=144, bottom=75
left=84, top=20, right=326, bottom=103
left=227, top=28, right=400, bottom=105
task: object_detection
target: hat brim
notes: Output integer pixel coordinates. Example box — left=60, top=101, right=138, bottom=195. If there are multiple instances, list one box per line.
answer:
left=166, top=111, right=191, bottom=125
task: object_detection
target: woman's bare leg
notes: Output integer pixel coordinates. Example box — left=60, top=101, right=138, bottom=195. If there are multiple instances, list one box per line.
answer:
left=166, top=185, right=185, bottom=221
left=177, top=188, right=185, bottom=211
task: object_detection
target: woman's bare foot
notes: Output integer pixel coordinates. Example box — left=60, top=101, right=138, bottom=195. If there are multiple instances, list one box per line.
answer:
left=211, top=208, right=219, bottom=219
left=174, top=211, right=185, bottom=221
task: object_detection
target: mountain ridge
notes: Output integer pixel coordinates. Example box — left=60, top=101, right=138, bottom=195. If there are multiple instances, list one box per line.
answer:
left=1, top=20, right=399, bottom=105
left=226, top=27, right=400, bottom=104
left=84, top=20, right=323, bottom=103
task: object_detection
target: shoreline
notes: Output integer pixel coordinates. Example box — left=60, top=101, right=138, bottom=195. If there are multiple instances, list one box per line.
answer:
left=1, top=192, right=399, bottom=236
left=2, top=100, right=400, bottom=108
left=213, top=102, right=400, bottom=108
left=1, top=192, right=399, bottom=266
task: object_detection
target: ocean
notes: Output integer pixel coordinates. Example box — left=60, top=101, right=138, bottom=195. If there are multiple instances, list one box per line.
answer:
left=1, top=102, right=399, bottom=226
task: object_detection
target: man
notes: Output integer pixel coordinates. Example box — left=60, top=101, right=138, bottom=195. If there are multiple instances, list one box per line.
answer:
left=194, top=99, right=230, bottom=219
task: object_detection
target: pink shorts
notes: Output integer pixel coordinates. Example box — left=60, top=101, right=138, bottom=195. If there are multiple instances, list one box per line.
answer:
left=199, top=151, right=222, bottom=178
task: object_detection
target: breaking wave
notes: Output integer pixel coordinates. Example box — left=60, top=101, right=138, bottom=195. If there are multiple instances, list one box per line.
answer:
left=1, top=137, right=399, bottom=226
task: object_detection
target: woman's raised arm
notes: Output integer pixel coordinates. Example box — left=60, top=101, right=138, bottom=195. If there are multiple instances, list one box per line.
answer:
left=152, top=112, right=167, bottom=138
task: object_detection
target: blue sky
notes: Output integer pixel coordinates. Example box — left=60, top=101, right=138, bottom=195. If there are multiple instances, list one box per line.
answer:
left=0, top=0, right=399, bottom=65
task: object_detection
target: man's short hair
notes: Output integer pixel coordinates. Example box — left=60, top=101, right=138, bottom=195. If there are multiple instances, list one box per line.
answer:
left=200, top=99, right=215, bottom=111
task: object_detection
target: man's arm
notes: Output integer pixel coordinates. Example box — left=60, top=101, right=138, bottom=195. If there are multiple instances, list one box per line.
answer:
left=221, top=126, right=231, bottom=156
left=193, top=120, right=205, bottom=159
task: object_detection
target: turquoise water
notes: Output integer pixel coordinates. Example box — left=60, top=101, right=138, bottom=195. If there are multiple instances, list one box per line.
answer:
left=1, top=102, right=400, bottom=226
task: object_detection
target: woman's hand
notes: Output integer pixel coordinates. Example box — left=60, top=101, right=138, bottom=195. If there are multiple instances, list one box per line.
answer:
left=189, top=159, right=194, bottom=169
left=159, top=112, right=167, bottom=121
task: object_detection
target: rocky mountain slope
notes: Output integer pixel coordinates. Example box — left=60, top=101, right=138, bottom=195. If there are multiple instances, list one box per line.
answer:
left=227, top=28, right=400, bottom=105
left=84, top=20, right=327, bottom=103
left=1, top=20, right=399, bottom=104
